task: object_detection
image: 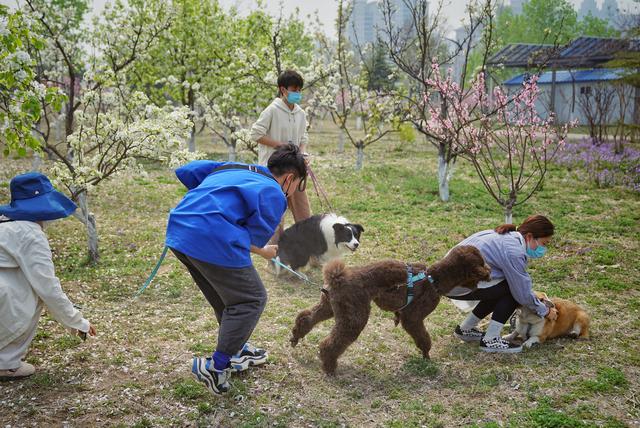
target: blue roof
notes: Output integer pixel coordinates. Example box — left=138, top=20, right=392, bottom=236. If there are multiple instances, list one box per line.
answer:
left=504, top=68, right=626, bottom=86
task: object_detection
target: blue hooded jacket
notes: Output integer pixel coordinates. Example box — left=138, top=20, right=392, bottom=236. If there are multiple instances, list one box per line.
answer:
left=166, top=160, right=287, bottom=268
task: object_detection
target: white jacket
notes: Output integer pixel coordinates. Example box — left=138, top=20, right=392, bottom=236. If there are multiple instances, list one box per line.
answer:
left=0, top=220, right=88, bottom=349
left=250, top=98, right=309, bottom=165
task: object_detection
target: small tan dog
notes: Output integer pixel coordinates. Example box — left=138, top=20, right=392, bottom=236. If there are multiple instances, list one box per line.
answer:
left=504, top=292, right=590, bottom=348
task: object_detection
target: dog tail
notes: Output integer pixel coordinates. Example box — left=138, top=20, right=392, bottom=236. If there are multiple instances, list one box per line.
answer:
left=323, top=259, right=347, bottom=287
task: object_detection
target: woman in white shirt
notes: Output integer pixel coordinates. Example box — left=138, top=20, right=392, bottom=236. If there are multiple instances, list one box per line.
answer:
left=0, top=172, right=96, bottom=380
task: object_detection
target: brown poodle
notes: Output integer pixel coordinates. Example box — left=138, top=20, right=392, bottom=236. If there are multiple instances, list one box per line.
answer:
left=290, top=245, right=492, bottom=375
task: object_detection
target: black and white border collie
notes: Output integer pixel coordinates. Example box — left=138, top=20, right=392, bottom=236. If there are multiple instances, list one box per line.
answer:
left=275, top=213, right=364, bottom=273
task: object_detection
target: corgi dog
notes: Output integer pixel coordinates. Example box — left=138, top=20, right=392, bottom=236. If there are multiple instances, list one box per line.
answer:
left=505, top=292, right=590, bottom=348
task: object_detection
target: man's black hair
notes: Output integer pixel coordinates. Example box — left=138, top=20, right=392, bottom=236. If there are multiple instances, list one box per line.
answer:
left=277, top=70, right=304, bottom=90
left=267, top=144, right=307, bottom=179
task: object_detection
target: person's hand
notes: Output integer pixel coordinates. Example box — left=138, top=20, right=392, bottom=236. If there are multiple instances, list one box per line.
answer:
left=78, top=323, right=97, bottom=340
left=260, top=244, right=278, bottom=260
left=545, top=307, right=558, bottom=321
left=302, top=152, right=310, bottom=166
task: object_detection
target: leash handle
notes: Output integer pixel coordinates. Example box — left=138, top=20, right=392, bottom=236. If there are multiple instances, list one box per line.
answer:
left=135, top=245, right=169, bottom=297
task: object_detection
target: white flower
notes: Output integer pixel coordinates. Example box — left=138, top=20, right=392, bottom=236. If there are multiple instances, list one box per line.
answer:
left=30, top=81, right=46, bottom=98
left=15, top=50, right=31, bottom=63
left=14, top=70, right=28, bottom=82
left=0, top=19, right=8, bottom=37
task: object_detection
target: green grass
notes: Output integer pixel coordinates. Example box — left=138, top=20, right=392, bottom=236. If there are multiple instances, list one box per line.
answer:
left=0, top=121, right=638, bottom=426
left=578, top=367, right=629, bottom=394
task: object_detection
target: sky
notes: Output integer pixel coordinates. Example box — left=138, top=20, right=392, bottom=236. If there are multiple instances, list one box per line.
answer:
left=3, top=0, right=638, bottom=37
left=216, top=0, right=639, bottom=37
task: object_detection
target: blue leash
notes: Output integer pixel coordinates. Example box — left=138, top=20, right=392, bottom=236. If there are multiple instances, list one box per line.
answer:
left=136, top=245, right=169, bottom=297
left=271, top=257, right=322, bottom=288
left=136, top=248, right=321, bottom=297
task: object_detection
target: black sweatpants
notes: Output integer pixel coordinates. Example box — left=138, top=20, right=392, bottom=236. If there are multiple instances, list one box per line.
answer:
left=171, top=248, right=268, bottom=356
left=448, top=280, right=517, bottom=324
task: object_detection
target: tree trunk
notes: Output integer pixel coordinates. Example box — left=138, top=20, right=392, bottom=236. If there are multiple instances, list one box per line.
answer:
left=338, top=129, right=345, bottom=153
left=228, top=142, right=237, bottom=162
left=73, top=191, right=99, bottom=263
left=31, top=152, right=43, bottom=171
left=437, top=143, right=452, bottom=202
left=356, top=144, right=364, bottom=170
left=504, top=206, right=513, bottom=224
left=188, top=123, right=196, bottom=152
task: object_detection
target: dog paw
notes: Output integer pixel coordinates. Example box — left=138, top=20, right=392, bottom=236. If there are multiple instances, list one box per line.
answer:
left=523, top=339, right=539, bottom=348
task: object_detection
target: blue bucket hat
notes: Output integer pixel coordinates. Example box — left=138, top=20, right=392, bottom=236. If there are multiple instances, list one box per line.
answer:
left=0, top=172, right=77, bottom=221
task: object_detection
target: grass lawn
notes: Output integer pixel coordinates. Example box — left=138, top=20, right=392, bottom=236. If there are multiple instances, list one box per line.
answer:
left=1, top=121, right=638, bottom=427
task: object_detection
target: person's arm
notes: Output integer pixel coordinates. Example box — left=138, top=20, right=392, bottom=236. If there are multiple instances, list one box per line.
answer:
left=501, top=251, right=549, bottom=317
left=17, top=232, right=92, bottom=334
left=250, top=244, right=278, bottom=260
left=256, top=135, right=283, bottom=149
left=243, top=185, right=288, bottom=248
left=251, top=106, right=281, bottom=148
left=175, top=160, right=224, bottom=190
left=299, top=112, right=309, bottom=154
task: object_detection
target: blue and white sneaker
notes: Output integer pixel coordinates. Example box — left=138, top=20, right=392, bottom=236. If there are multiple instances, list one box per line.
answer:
left=230, top=343, right=268, bottom=372
left=191, top=357, right=230, bottom=394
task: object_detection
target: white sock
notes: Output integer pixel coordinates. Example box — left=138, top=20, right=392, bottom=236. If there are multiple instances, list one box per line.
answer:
left=460, top=313, right=482, bottom=330
left=484, top=320, right=505, bottom=340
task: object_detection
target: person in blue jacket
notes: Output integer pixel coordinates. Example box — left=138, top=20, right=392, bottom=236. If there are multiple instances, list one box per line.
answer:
left=166, top=144, right=307, bottom=395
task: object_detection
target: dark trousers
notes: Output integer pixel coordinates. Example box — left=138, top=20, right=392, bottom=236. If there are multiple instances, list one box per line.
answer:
left=448, top=280, right=517, bottom=324
left=171, top=249, right=268, bottom=356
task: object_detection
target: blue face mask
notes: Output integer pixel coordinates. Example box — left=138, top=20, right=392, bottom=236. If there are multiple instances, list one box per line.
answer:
left=287, top=91, right=302, bottom=104
left=526, top=239, right=547, bottom=259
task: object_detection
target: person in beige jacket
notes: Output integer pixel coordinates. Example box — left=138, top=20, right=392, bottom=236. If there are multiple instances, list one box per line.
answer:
left=250, top=70, right=311, bottom=243
left=0, top=173, right=96, bottom=380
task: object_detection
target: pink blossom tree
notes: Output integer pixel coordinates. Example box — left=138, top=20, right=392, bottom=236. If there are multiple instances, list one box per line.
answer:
left=424, top=67, right=576, bottom=222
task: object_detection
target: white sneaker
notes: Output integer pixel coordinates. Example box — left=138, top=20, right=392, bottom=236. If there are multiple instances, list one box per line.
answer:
left=230, top=343, right=268, bottom=372
left=191, top=357, right=230, bottom=395
left=0, top=362, right=35, bottom=381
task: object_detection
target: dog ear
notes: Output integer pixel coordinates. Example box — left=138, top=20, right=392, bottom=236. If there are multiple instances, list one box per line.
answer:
left=333, top=223, right=346, bottom=232
left=352, top=224, right=364, bottom=234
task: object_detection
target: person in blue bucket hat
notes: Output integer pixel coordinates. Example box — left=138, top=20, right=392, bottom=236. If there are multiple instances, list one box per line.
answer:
left=166, top=144, right=307, bottom=395
left=0, top=172, right=96, bottom=381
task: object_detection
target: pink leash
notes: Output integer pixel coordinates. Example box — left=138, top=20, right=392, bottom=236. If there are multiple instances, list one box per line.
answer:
left=307, top=165, right=333, bottom=212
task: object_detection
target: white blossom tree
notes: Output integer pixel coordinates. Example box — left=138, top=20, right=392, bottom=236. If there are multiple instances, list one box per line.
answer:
left=314, top=0, right=405, bottom=170
left=129, top=0, right=234, bottom=152
left=20, top=0, right=193, bottom=263
left=0, top=5, right=64, bottom=156
left=49, top=74, right=196, bottom=261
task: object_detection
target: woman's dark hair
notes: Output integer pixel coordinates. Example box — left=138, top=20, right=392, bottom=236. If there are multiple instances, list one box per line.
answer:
left=267, top=143, right=307, bottom=179
left=277, top=70, right=304, bottom=91
left=495, top=214, right=555, bottom=238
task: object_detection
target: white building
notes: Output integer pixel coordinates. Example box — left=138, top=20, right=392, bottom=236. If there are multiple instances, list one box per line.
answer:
left=503, top=68, right=636, bottom=126
left=347, top=0, right=420, bottom=47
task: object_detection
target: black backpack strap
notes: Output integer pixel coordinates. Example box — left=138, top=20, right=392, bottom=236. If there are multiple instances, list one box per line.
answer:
left=209, top=164, right=277, bottom=183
